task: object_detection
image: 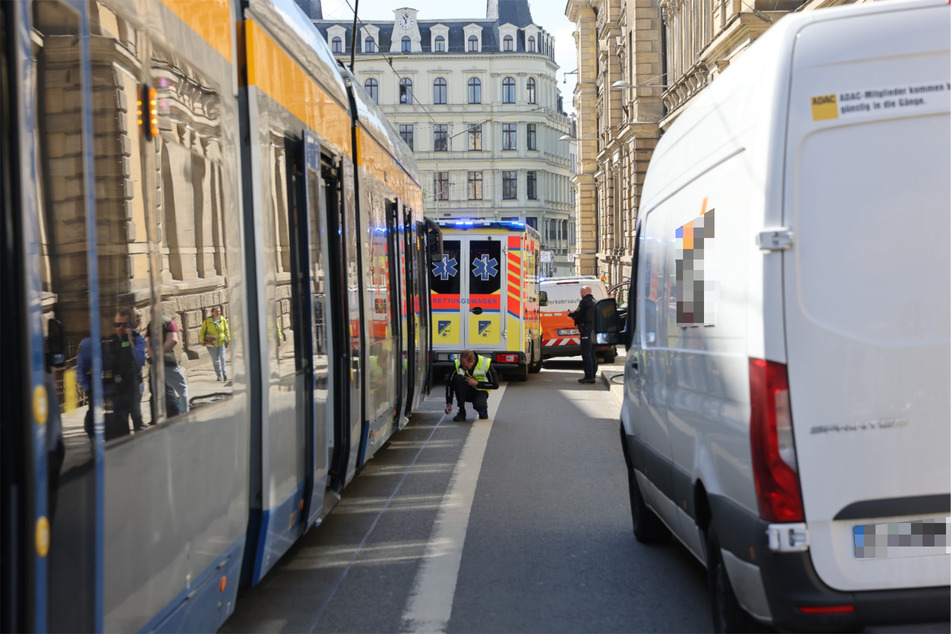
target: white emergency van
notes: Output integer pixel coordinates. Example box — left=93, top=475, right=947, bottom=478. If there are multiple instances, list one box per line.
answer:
left=430, top=220, right=543, bottom=381
left=597, top=1, right=950, bottom=631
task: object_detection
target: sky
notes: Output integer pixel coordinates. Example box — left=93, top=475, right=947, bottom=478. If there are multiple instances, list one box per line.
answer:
left=319, top=0, right=578, bottom=114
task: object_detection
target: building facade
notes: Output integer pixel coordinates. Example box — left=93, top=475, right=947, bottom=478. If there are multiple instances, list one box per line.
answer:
left=566, top=0, right=874, bottom=286
left=306, top=1, right=576, bottom=277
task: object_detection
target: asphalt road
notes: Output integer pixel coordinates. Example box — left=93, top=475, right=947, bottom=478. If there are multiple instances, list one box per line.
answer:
left=221, top=355, right=712, bottom=633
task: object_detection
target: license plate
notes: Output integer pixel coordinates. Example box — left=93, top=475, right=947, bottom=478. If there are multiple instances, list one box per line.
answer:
left=853, top=518, right=949, bottom=559
left=558, top=328, right=579, bottom=336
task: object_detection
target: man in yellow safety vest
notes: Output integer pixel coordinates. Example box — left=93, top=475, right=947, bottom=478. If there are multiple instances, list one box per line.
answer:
left=444, top=349, right=499, bottom=421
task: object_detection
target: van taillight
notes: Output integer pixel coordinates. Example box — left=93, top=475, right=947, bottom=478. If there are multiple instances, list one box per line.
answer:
left=749, top=358, right=804, bottom=523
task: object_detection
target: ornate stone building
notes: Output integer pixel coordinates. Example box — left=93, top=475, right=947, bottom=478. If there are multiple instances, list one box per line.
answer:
left=305, top=0, right=576, bottom=276
left=565, top=0, right=872, bottom=285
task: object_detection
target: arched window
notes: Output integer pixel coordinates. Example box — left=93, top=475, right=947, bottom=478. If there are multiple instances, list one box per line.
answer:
left=401, top=36, right=411, bottom=53
left=364, top=36, right=376, bottom=52
left=332, top=36, right=342, bottom=53
left=468, top=35, right=478, bottom=52
left=467, top=77, right=481, bottom=104
left=434, top=35, right=445, bottom=52
left=364, top=78, right=378, bottom=104
left=526, top=78, right=536, bottom=104
left=433, top=78, right=447, bottom=105
left=527, top=36, right=536, bottom=52
left=503, top=35, right=513, bottom=51
left=399, top=78, right=413, bottom=104
left=502, top=77, right=516, bottom=104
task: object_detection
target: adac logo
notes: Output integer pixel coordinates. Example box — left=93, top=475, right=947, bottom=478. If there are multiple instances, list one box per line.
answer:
left=811, top=94, right=839, bottom=121
left=438, top=320, right=452, bottom=337
left=478, top=320, right=492, bottom=338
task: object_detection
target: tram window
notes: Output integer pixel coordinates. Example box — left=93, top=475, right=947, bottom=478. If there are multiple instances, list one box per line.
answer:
left=148, top=44, right=236, bottom=412
left=270, top=136, right=297, bottom=379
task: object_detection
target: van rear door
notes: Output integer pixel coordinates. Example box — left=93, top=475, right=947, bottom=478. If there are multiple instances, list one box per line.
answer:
left=781, top=4, right=950, bottom=592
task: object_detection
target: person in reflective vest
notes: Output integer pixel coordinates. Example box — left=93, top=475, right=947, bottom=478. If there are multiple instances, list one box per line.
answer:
left=445, top=349, right=499, bottom=421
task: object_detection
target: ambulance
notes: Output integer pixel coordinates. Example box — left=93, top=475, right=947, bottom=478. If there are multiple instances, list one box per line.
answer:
left=430, top=220, right=543, bottom=381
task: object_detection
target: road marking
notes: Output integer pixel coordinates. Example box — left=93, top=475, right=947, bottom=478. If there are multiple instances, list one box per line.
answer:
left=401, top=383, right=506, bottom=634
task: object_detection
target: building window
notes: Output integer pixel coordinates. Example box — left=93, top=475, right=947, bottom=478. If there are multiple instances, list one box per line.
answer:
left=365, top=36, right=376, bottom=52
left=527, top=171, right=537, bottom=200
left=401, top=36, right=411, bottom=53
left=433, top=77, right=447, bottom=104
left=503, top=123, right=516, bottom=150
left=527, top=123, right=536, bottom=150
left=468, top=35, right=478, bottom=52
left=364, top=78, right=379, bottom=104
left=527, top=36, right=535, bottom=52
left=433, top=124, right=448, bottom=151
left=467, top=77, right=481, bottom=104
left=434, top=35, right=445, bottom=52
left=527, top=78, right=536, bottom=104
left=468, top=123, right=482, bottom=151
left=526, top=216, right=537, bottom=230
left=435, top=171, right=449, bottom=200
left=399, top=124, right=414, bottom=150
left=503, top=35, right=513, bottom=51
left=502, top=77, right=515, bottom=103
left=502, top=171, right=517, bottom=200
left=467, top=172, right=483, bottom=200
left=399, top=78, right=413, bottom=104
left=332, top=36, right=342, bottom=53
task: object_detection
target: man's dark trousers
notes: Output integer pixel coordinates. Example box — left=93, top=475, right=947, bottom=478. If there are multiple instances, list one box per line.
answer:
left=449, top=373, right=489, bottom=413
left=580, top=326, right=598, bottom=380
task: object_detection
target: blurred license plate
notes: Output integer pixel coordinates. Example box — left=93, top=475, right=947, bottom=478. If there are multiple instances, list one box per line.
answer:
left=558, top=328, right=579, bottom=336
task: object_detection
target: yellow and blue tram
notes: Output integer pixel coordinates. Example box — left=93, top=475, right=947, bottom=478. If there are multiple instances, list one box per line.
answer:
left=0, top=0, right=440, bottom=630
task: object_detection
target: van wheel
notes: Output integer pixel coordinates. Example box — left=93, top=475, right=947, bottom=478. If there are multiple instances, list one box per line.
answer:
left=509, top=365, right=529, bottom=382
left=529, top=344, right=543, bottom=373
left=706, top=528, right=757, bottom=633
left=603, top=347, right=617, bottom=363
left=628, top=463, right=670, bottom=543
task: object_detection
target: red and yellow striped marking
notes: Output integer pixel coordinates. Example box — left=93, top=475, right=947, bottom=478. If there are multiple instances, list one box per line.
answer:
left=507, top=235, right=522, bottom=320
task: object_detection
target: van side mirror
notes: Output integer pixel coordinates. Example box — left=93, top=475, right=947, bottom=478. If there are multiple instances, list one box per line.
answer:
left=594, top=298, right=619, bottom=346
left=47, top=318, right=65, bottom=369
left=539, top=290, right=547, bottom=307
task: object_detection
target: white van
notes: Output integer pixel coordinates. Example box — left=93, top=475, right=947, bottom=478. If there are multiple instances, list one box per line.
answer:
left=597, top=1, right=950, bottom=631
left=539, top=276, right=616, bottom=362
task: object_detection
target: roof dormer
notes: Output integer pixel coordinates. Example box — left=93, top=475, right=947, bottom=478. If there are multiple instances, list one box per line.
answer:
left=464, top=24, right=483, bottom=53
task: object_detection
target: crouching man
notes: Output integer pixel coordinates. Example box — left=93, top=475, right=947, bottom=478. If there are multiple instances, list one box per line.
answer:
left=445, top=349, right=499, bottom=421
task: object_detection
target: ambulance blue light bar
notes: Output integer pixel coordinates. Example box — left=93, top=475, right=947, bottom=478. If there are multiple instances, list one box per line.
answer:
left=438, top=219, right=527, bottom=229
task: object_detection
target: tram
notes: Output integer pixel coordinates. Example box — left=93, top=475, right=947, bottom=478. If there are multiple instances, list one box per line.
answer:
left=0, top=0, right=440, bottom=630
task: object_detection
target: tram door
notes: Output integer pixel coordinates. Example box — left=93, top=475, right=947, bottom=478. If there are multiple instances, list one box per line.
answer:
left=291, top=133, right=332, bottom=528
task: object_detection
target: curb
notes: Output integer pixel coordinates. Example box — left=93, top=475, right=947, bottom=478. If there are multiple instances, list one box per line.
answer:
left=600, top=369, right=625, bottom=407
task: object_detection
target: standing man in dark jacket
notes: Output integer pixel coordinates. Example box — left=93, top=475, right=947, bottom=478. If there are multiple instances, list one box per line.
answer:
left=568, top=285, right=598, bottom=384
left=445, top=349, right=499, bottom=421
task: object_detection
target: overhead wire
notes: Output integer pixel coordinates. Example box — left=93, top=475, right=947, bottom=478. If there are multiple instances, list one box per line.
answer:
left=336, top=0, right=440, bottom=128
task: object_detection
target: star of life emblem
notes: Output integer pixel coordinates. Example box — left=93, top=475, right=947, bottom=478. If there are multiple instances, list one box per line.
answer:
left=471, top=254, right=499, bottom=281
left=432, top=255, right=458, bottom=281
